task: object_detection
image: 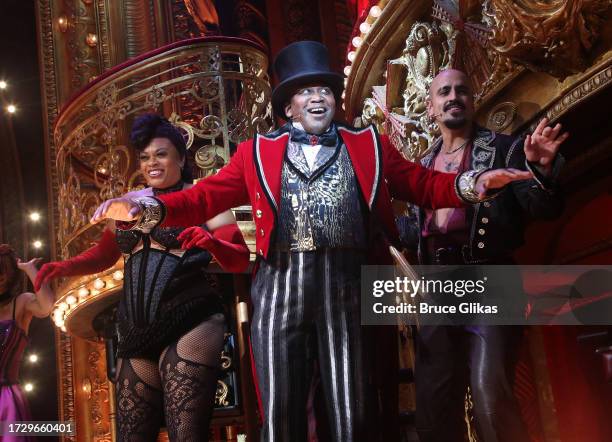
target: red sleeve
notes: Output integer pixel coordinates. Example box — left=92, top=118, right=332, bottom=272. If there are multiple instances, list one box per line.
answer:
left=157, top=141, right=251, bottom=227
left=381, top=135, right=464, bottom=209
left=207, top=223, right=250, bottom=273
left=35, top=228, right=122, bottom=290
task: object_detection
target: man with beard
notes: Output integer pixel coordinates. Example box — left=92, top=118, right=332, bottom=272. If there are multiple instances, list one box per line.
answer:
left=397, top=69, right=567, bottom=442
left=91, top=44, right=540, bottom=441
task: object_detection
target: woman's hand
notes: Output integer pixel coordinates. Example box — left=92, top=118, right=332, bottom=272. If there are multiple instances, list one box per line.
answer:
left=177, top=226, right=215, bottom=250
left=16, top=257, right=43, bottom=273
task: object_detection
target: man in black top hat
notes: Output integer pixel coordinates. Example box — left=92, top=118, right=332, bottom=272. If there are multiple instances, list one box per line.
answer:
left=91, top=41, right=541, bottom=441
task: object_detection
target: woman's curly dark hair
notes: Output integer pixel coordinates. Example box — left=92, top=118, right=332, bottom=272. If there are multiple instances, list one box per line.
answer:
left=129, top=114, right=192, bottom=182
left=0, top=244, right=19, bottom=302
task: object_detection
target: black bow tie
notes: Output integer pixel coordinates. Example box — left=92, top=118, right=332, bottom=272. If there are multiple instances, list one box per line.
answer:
left=290, top=126, right=338, bottom=147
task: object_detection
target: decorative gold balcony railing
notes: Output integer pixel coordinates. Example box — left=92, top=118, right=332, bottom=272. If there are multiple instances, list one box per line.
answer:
left=51, top=36, right=272, bottom=338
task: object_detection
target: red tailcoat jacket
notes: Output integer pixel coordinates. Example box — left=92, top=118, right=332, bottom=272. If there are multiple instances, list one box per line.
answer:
left=157, top=124, right=463, bottom=261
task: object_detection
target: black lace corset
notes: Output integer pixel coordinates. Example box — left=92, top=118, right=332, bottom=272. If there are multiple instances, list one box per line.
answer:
left=115, top=181, right=213, bottom=326
left=121, top=241, right=212, bottom=327
left=115, top=226, right=186, bottom=253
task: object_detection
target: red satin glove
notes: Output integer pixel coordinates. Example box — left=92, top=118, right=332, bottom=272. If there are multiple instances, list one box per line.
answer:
left=34, top=229, right=121, bottom=291
left=177, top=224, right=250, bottom=273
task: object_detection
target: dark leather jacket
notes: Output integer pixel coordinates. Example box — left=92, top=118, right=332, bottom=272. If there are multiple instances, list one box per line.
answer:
left=397, top=125, right=564, bottom=263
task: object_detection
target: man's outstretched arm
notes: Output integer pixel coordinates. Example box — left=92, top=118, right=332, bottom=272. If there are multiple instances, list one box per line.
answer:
left=381, top=135, right=532, bottom=208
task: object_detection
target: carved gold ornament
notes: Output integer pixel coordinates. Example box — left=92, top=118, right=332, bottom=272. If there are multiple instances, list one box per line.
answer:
left=54, top=39, right=272, bottom=260
left=484, top=0, right=611, bottom=78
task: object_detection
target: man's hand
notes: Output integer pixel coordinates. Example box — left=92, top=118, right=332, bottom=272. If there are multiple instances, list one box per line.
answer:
left=91, top=197, right=142, bottom=224
left=474, top=168, right=533, bottom=199
left=524, top=118, right=569, bottom=175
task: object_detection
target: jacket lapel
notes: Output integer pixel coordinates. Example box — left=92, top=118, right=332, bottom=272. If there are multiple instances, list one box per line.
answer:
left=254, top=131, right=289, bottom=212
left=471, top=126, right=496, bottom=170
left=286, top=140, right=312, bottom=177
left=338, top=125, right=381, bottom=210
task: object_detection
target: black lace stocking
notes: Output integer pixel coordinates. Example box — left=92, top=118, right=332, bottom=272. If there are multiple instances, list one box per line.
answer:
left=115, top=358, right=164, bottom=442
left=159, top=313, right=225, bottom=442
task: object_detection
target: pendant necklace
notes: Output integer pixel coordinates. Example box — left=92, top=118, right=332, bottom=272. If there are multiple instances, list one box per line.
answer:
left=442, top=139, right=469, bottom=172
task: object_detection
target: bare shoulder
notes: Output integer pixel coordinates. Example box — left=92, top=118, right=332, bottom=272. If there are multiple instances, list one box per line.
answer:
left=17, top=292, right=37, bottom=308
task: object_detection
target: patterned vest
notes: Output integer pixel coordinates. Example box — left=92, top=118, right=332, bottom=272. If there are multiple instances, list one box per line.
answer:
left=275, top=136, right=368, bottom=251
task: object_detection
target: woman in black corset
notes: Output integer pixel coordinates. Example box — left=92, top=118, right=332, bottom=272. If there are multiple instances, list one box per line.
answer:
left=35, top=114, right=250, bottom=441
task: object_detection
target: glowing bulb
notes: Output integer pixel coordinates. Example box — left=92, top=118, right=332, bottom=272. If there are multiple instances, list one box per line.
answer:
left=0, top=80, right=7, bottom=89
left=344, top=66, right=351, bottom=76
left=58, top=16, right=68, bottom=32
left=359, top=22, right=371, bottom=33
left=24, top=383, right=34, bottom=392
left=352, top=36, right=362, bottom=48
left=112, top=270, right=123, bottom=281
left=33, top=240, right=43, bottom=249
left=7, top=104, right=16, bottom=114
left=58, top=302, right=69, bottom=312
left=370, top=5, right=383, bottom=17
left=29, top=212, right=41, bottom=222
left=85, top=33, right=98, bottom=47
left=60, top=325, right=67, bottom=332
left=65, top=295, right=77, bottom=305
left=77, top=287, right=90, bottom=298
left=347, top=51, right=356, bottom=62
left=54, top=318, right=64, bottom=327
left=93, top=278, right=105, bottom=290
left=29, top=354, right=38, bottom=363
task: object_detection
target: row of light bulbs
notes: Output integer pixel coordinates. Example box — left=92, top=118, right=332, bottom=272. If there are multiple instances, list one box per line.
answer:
left=0, top=80, right=17, bottom=114
left=22, top=354, right=40, bottom=393
left=2, top=78, right=45, bottom=247
left=29, top=212, right=45, bottom=249
left=3, top=78, right=45, bottom=394
left=52, top=270, right=124, bottom=333
left=341, top=2, right=387, bottom=109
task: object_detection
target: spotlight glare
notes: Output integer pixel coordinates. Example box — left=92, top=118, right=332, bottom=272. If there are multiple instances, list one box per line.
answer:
left=7, top=104, right=16, bottom=114
left=24, top=383, right=34, bottom=392
left=0, top=80, right=7, bottom=89
left=29, top=212, right=41, bottom=222
left=33, top=240, right=43, bottom=249
left=29, top=354, right=38, bottom=363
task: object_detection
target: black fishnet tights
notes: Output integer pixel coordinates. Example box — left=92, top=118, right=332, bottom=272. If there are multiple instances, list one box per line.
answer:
left=115, top=313, right=225, bottom=442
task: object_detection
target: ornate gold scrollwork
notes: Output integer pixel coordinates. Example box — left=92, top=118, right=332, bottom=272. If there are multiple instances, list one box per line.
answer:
left=54, top=40, right=272, bottom=260
left=361, top=21, right=450, bottom=160
left=220, top=350, right=232, bottom=370
left=483, top=0, right=611, bottom=78
left=87, top=349, right=112, bottom=441
left=215, top=380, right=230, bottom=407
left=356, top=1, right=529, bottom=160
left=486, top=101, right=517, bottom=133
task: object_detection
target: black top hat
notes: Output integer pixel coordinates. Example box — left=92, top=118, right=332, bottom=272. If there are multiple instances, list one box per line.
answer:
left=272, top=41, right=344, bottom=119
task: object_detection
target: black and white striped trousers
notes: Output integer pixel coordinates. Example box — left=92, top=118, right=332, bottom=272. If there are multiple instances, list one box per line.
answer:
left=251, top=249, right=368, bottom=442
